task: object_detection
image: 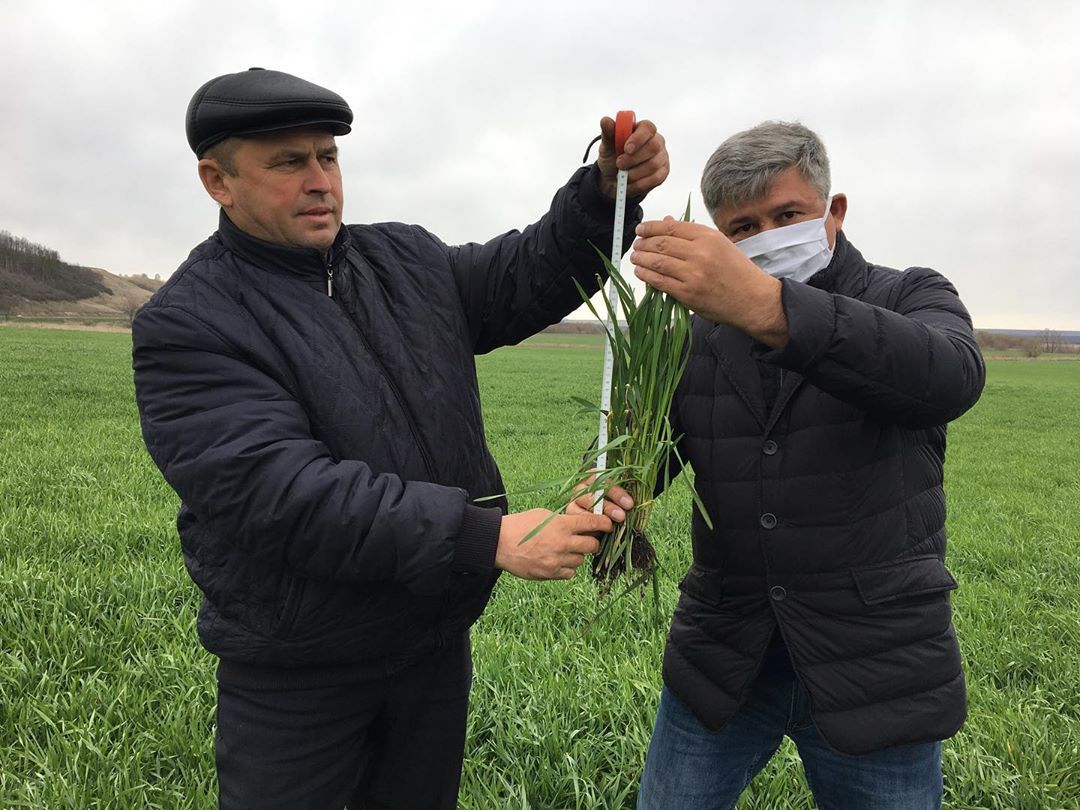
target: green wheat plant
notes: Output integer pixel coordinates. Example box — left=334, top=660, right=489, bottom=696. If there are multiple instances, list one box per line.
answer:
left=566, top=199, right=711, bottom=596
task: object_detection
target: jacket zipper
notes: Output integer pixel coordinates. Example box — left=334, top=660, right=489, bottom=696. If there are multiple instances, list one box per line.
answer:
left=326, top=258, right=439, bottom=483
left=327, top=251, right=450, bottom=645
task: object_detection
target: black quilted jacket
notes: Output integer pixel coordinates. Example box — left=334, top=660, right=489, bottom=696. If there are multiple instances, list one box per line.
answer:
left=133, top=165, right=635, bottom=683
left=664, top=232, right=985, bottom=754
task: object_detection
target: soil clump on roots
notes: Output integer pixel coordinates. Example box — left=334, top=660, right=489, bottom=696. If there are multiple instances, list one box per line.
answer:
left=592, top=528, right=656, bottom=596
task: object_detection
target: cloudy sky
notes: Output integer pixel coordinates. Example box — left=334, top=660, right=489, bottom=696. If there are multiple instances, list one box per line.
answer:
left=2, top=0, right=1076, bottom=329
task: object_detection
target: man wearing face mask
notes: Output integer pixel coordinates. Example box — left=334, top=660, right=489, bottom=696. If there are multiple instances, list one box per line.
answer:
left=625, top=121, right=985, bottom=808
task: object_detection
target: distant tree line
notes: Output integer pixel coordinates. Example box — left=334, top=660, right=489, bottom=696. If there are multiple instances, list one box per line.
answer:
left=0, top=229, right=110, bottom=313
left=546, top=324, right=1077, bottom=357
left=975, top=329, right=1076, bottom=357
left=1038, top=329, right=1069, bottom=354
left=547, top=321, right=606, bottom=334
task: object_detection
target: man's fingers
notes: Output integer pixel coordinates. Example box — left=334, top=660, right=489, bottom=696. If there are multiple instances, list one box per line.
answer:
left=621, top=124, right=667, bottom=191
left=563, top=552, right=587, bottom=569
left=626, top=164, right=671, bottom=198
left=635, top=218, right=707, bottom=240
left=567, top=474, right=632, bottom=521
left=567, top=494, right=627, bottom=521
left=572, top=473, right=598, bottom=496
left=621, top=119, right=658, bottom=157
left=604, top=501, right=627, bottom=523
left=567, top=474, right=599, bottom=514
left=620, top=130, right=665, bottom=171
left=630, top=249, right=689, bottom=284
left=632, top=231, right=696, bottom=262
left=569, top=534, right=602, bottom=556
left=562, top=512, right=612, bottom=535
left=634, top=265, right=681, bottom=297
left=567, top=492, right=604, bottom=516
left=598, top=116, right=616, bottom=157
left=607, top=484, right=634, bottom=510
left=565, top=499, right=586, bottom=516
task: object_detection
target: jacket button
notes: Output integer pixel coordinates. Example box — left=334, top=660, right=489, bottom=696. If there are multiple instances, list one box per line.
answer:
left=762, top=440, right=778, bottom=455
left=760, top=512, right=777, bottom=529
left=770, top=585, right=787, bottom=601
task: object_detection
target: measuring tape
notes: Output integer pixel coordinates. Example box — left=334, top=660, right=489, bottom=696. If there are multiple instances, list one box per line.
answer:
left=595, top=110, right=635, bottom=513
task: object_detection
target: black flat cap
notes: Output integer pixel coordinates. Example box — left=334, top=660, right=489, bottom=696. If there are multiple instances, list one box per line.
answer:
left=186, top=67, right=353, bottom=156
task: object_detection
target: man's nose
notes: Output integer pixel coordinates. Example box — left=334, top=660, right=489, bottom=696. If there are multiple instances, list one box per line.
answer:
left=303, top=160, right=332, bottom=193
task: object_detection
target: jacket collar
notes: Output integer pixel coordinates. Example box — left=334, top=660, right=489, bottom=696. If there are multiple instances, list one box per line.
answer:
left=216, top=209, right=351, bottom=278
left=807, top=230, right=868, bottom=298
left=702, top=230, right=870, bottom=433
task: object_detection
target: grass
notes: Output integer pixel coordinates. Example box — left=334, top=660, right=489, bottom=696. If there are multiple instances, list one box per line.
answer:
left=1, top=327, right=1078, bottom=808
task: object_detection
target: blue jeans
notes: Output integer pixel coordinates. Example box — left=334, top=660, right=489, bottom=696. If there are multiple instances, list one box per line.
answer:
left=638, top=640, right=942, bottom=809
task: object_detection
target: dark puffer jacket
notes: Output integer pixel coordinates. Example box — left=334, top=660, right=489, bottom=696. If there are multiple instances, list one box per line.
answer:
left=664, top=231, right=984, bottom=754
left=133, top=165, right=635, bottom=683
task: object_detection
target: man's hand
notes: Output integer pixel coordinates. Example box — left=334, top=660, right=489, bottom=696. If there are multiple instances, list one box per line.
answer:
left=631, top=217, right=790, bottom=348
left=565, top=476, right=634, bottom=523
left=495, top=509, right=610, bottom=580
left=596, top=117, right=669, bottom=200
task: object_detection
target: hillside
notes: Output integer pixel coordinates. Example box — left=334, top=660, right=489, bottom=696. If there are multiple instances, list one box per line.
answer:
left=0, top=230, right=162, bottom=323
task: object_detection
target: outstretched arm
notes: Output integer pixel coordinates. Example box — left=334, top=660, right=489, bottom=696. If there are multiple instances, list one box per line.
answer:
left=630, top=220, right=984, bottom=427
left=449, top=118, right=670, bottom=354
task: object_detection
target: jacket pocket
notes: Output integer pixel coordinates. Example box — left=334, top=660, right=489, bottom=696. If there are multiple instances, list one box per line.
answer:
left=851, top=555, right=957, bottom=606
left=678, top=565, right=724, bottom=608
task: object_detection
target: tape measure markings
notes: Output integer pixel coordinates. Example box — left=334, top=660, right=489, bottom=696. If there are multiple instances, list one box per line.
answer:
left=595, top=110, right=635, bottom=512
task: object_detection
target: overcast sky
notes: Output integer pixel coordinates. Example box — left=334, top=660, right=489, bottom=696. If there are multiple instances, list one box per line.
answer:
left=2, top=0, right=1076, bottom=329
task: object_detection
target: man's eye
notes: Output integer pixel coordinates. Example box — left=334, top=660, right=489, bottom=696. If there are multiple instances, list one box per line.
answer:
left=780, top=211, right=798, bottom=220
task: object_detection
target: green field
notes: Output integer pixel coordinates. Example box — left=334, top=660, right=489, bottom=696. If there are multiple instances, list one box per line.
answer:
left=1, top=326, right=1078, bottom=808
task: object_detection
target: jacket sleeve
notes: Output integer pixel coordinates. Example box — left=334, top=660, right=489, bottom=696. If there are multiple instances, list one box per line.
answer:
left=755, top=267, right=985, bottom=427
left=132, top=302, right=501, bottom=596
left=445, top=164, right=642, bottom=354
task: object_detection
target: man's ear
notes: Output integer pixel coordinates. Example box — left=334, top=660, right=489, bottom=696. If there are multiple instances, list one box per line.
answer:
left=828, top=193, right=848, bottom=232
left=198, top=159, right=233, bottom=208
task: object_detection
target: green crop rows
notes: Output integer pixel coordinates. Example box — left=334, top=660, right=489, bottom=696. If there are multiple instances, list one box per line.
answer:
left=1, top=326, right=1078, bottom=808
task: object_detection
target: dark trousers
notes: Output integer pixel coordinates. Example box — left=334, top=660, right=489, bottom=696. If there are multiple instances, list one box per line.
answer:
left=215, top=635, right=472, bottom=809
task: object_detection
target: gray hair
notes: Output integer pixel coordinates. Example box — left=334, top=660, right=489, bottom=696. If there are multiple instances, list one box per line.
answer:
left=700, top=121, right=830, bottom=216
left=204, top=137, right=241, bottom=176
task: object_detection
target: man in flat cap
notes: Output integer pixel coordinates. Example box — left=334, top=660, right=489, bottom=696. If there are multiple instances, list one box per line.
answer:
left=132, top=68, right=667, bottom=807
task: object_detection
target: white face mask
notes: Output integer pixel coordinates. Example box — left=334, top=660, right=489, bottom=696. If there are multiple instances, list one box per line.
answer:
left=734, top=200, right=834, bottom=283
